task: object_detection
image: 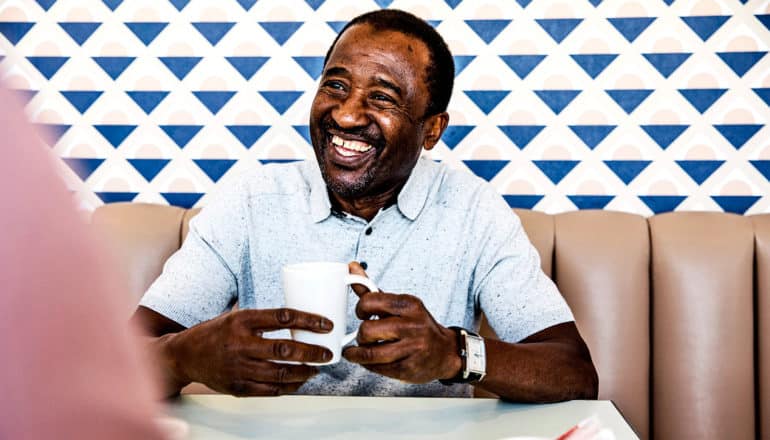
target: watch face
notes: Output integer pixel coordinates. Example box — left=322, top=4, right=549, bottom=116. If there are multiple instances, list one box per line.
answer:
left=465, top=335, right=486, bottom=374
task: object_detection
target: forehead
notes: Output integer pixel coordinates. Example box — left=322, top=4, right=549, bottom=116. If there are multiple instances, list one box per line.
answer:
left=326, top=24, right=431, bottom=88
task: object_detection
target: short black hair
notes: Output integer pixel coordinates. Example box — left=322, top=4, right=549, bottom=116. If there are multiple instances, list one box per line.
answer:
left=322, top=9, right=455, bottom=118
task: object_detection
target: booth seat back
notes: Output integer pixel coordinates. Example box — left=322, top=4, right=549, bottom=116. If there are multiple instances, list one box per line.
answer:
left=92, top=203, right=770, bottom=440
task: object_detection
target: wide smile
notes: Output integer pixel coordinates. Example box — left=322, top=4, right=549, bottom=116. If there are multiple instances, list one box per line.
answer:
left=326, top=134, right=377, bottom=167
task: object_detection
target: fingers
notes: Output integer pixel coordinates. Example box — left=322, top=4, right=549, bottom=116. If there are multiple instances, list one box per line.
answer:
left=343, top=339, right=413, bottom=365
left=348, top=261, right=372, bottom=297
left=237, top=308, right=333, bottom=333
left=355, top=292, right=423, bottom=319
left=244, top=338, right=333, bottom=364
left=226, top=380, right=306, bottom=397
left=241, top=359, right=319, bottom=384
left=356, top=317, right=418, bottom=344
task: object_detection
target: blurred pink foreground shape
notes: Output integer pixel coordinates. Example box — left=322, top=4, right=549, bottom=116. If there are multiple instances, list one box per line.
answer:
left=0, top=85, right=166, bottom=439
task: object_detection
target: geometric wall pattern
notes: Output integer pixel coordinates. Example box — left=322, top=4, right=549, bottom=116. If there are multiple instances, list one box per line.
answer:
left=1, top=0, right=769, bottom=215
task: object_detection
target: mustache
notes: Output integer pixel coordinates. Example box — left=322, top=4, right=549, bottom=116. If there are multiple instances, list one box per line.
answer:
left=321, top=117, right=385, bottom=149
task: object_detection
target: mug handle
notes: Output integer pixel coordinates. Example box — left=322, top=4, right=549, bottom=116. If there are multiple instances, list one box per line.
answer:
left=341, top=274, right=379, bottom=346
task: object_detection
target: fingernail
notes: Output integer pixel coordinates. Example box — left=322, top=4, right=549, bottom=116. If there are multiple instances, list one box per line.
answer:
left=323, top=350, right=333, bottom=361
left=320, top=318, right=333, bottom=331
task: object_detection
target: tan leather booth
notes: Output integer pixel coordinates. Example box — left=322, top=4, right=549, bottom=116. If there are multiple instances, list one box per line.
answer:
left=92, top=203, right=770, bottom=440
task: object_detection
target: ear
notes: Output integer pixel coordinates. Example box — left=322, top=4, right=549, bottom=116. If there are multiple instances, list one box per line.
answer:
left=421, top=112, right=449, bottom=151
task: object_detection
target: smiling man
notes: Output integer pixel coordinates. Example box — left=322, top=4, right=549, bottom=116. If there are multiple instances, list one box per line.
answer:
left=133, top=9, right=598, bottom=401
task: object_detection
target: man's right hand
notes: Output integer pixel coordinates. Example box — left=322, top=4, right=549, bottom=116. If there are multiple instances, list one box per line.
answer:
left=147, top=308, right=334, bottom=397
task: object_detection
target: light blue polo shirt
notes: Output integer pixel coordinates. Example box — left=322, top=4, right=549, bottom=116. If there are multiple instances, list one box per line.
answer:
left=140, top=157, right=573, bottom=397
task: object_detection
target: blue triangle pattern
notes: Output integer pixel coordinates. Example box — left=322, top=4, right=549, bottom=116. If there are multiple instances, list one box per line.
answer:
left=94, top=124, right=137, bottom=148
left=463, top=160, right=509, bottom=181
left=194, top=159, right=237, bottom=182
left=127, top=158, right=170, bottom=181
left=569, top=125, right=616, bottom=149
left=35, top=0, right=56, bottom=11
left=169, top=0, right=190, bottom=11
left=589, top=0, right=602, bottom=5
left=535, top=18, right=582, bottom=43
left=713, top=124, right=763, bottom=149
left=607, top=17, right=655, bottom=42
left=292, top=125, right=312, bottom=145
left=515, top=0, right=533, bottom=7
left=374, top=0, right=393, bottom=7
left=503, top=195, right=543, bottom=209
left=639, top=196, right=685, bottom=214
left=92, top=56, right=135, bottom=80
left=13, top=89, right=38, bottom=104
left=162, top=193, right=204, bottom=209
left=58, top=22, right=100, bottom=45
left=126, top=91, right=169, bottom=114
left=125, top=22, right=168, bottom=45
left=643, top=53, right=692, bottom=78
left=160, top=125, right=203, bottom=148
left=62, top=158, right=104, bottom=180
left=640, top=124, right=688, bottom=149
left=33, top=123, right=71, bottom=146
left=606, top=89, right=653, bottom=114
left=500, top=54, right=546, bottom=79
left=192, top=22, right=235, bottom=46
left=236, top=0, right=257, bottom=10
left=453, top=55, right=476, bottom=76
left=293, top=56, right=325, bottom=80
left=326, top=21, right=347, bottom=33
left=464, top=90, right=510, bottom=114
left=757, top=14, right=770, bottom=31
left=259, top=21, right=303, bottom=45
left=711, top=196, right=760, bottom=214
left=465, top=19, right=511, bottom=44
left=259, top=159, right=303, bottom=165
left=305, top=0, right=325, bottom=10
left=192, top=91, right=236, bottom=114
left=678, top=88, right=726, bottom=113
left=568, top=195, right=614, bottom=209
left=717, top=51, right=767, bottom=77
left=445, top=0, right=462, bottom=8
left=226, top=125, right=270, bottom=149
left=427, top=20, right=442, bottom=28
left=61, top=90, right=103, bottom=114
left=103, top=0, right=122, bottom=10
left=750, top=160, right=770, bottom=180
left=604, top=160, right=651, bottom=184
left=226, top=56, right=269, bottom=80
left=498, top=125, right=545, bottom=149
left=441, top=125, right=474, bottom=149
left=533, top=160, right=579, bottom=184
left=534, top=90, right=581, bottom=114
left=27, top=56, right=69, bottom=79
left=753, top=88, right=770, bottom=107
left=159, top=56, right=202, bottom=80
left=570, top=54, right=618, bottom=78
left=681, top=15, right=729, bottom=41
left=96, top=192, right=138, bottom=204
left=675, top=160, right=724, bottom=184
left=0, top=22, right=34, bottom=45
left=259, top=91, right=303, bottom=114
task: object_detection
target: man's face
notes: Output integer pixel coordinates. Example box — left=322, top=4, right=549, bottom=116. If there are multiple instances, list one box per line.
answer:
left=309, top=24, right=438, bottom=200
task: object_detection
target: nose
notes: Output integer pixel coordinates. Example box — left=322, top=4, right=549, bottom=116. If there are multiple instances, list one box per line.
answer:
left=331, top=92, right=369, bottom=129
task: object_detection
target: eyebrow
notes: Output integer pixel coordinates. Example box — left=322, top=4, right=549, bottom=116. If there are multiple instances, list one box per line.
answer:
left=374, top=76, right=402, bottom=98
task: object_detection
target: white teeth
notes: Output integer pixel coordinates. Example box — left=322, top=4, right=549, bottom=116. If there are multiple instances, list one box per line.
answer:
left=331, top=135, right=372, bottom=154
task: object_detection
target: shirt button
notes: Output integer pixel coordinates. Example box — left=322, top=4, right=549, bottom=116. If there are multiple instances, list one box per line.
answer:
left=365, top=227, right=373, bottom=235
left=360, top=261, right=368, bottom=270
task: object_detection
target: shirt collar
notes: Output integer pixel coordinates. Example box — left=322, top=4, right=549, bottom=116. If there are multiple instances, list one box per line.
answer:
left=307, top=156, right=436, bottom=223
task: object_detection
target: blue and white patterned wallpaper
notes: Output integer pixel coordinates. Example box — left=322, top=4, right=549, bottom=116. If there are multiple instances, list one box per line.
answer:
left=1, top=0, right=769, bottom=215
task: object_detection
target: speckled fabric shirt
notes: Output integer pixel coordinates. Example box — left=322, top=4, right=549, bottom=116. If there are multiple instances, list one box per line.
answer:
left=139, top=157, right=574, bottom=397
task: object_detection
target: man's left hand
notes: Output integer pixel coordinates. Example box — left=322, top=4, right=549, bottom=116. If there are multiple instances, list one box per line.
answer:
left=342, top=262, right=462, bottom=383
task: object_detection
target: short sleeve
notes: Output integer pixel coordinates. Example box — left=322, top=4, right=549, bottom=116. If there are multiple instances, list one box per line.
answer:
left=473, top=190, right=573, bottom=343
left=138, top=176, right=250, bottom=328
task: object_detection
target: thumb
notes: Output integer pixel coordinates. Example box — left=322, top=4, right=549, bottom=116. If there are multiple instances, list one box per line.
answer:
left=348, top=261, right=372, bottom=298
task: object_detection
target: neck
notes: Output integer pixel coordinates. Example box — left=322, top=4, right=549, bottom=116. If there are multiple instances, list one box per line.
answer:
left=330, top=184, right=403, bottom=222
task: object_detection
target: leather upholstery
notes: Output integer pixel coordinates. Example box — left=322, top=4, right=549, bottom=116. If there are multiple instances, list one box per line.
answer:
left=92, top=203, right=769, bottom=439
left=754, top=214, right=770, bottom=440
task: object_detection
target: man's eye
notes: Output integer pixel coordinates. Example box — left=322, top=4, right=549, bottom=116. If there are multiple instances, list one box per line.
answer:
left=372, top=93, right=394, bottom=103
left=324, top=80, right=345, bottom=91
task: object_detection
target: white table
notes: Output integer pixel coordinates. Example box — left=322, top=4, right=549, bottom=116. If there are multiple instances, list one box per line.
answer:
left=166, top=395, right=639, bottom=439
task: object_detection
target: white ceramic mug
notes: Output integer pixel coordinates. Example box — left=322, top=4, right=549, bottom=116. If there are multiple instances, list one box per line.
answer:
left=281, top=262, right=378, bottom=365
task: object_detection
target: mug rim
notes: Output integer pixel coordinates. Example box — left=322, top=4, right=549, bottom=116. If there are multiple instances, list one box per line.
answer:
left=282, top=261, right=348, bottom=273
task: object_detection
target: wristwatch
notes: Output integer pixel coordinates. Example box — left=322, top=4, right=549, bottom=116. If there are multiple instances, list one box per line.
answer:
left=439, top=326, right=486, bottom=384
